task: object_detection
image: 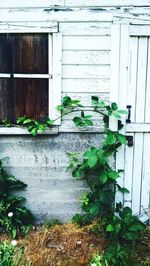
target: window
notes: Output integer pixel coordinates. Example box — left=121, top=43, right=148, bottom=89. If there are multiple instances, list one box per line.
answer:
left=0, top=22, right=62, bottom=131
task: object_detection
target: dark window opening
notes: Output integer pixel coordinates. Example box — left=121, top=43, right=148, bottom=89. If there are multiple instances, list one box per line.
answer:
left=0, top=33, right=49, bottom=122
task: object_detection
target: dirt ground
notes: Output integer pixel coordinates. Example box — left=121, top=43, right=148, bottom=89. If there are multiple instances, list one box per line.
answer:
left=0, top=223, right=150, bottom=266
left=19, top=223, right=106, bottom=266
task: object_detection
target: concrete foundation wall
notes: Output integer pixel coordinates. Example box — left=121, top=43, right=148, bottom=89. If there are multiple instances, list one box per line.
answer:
left=0, top=133, right=103, bottom=223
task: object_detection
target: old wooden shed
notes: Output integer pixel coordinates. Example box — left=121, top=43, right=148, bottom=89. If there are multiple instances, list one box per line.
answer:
left=0, top=0, right=150, bottom=222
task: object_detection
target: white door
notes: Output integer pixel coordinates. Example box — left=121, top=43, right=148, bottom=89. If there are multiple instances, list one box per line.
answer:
left=112, top=24, right=150, bottom=221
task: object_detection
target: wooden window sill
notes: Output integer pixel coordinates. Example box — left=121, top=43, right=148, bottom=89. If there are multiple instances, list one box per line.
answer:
left=0, top=127, right=59, bottom=135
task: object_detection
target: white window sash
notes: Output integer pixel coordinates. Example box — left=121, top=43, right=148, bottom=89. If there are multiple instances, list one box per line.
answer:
left=0, top=23, right=62, bottom=133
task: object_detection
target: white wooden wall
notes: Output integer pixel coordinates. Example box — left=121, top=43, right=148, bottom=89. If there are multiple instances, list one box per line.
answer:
left=60, top=22, right=111, bottom=132
left=0, top=2, right=150, bottom=222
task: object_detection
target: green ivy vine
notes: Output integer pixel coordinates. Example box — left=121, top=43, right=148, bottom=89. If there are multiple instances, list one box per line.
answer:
left=0, top=95, right=146, bottom=265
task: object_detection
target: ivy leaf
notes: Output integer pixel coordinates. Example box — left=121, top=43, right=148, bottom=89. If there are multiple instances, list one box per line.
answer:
left=106, top=224, right=114, bottom=232
left=105, top=134, right=116, bottom=145
left=38, top=124, right=46, bottom=132
left=89, top=204, right=99, bottom=215
left=98, top=101, right=105, bottom=108
left=73, top=117, right=82, bottom=127
left=91, top=96, right=99, bottom=106
left=117, top=185, right=129, bottom=194
left=85, top=115, right=93, bottom=119
left=117, top=134, right=127, bottom=145
left=46, top=119, right=54, bottom=126
left=97, top=149, right=107, bottom=164
left=99, top=172, right=108, bottom=184
left=30, top=128, right=38, bottom=136
left=113, top=112, right=121, bottom=119
left=90, top=147, right=97, bottom=154
left=108, top=170, right=119, bottom=180
left=129, top=224, right=145, bottom=232
left=83, top=151, right=92, bottom=158
left=62, top=96, right=72, bottom=106
left=16, top=116, right=26, bottom=124
left=111, top=102, right=118, bottom=111
left=117, top=110, right=128, bottom=115
left=125, top=232, right=140, bottom=241
left=85, top=119, right=93, bottom=126
left=72, top=168, right=82, bottom=178
left=87, top=155, right=98, bottom=168
left=71, top=99, right=81, bottom=105
left=118, top=120, right=124, bottom=130
left=23, top=119, right=32, bottom=125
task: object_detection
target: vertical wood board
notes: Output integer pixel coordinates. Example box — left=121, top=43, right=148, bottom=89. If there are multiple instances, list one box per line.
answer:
left=141, top=133, right=150, bottom=213
left=145, top=38, right=150, bottom=123
left=132, top=133, right=143, bottom=214
left=127, top=37, right=138, bottom=123
left=135, top=37, right=148, bottom=123
left=124, top=134, right=134, bottom=208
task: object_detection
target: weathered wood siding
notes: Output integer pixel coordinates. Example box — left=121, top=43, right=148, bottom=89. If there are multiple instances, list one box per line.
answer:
left=0, top=2, right=150, bottom=222
left=60, top=22, right=111, bottom=132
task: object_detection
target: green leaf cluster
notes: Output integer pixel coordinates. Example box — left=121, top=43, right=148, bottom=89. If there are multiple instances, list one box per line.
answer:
left=57, top=96, right=82, bottom=112
left=16, top=116, right=54, bottom=136
left=73, top=111, right=93, bottom=127
left=0, top=240, right=25, bottom=266
left=0, top=159, right=34, bottom=237
left=106, top=205, right=145, bottom=242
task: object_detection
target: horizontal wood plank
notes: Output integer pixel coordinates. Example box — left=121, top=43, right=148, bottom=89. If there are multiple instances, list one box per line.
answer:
left=63, top=50, right=110, bottom=65
left=0, top=0, right=64, bottom=8
left=62, top=79, right=110, bottom=93
left=0, top=127, right=58, bottom=134
left=63, top=36, right=111, bottom=50
left=59, top=119, right=104, bottom=132
left=62, top=65, right=110, bottom=79
left=130, top=25, right=150, bottom=36
left=0, top=9, right=113, bottom=22
left=59, top=22, right=111, bottom=35
left=65, top=0, right=150, bottom=7
left=0, top=22, right=58, bottom=33
left=62, top=92, right=109, bottom=106
left=126, top=123, right=150, bottom=132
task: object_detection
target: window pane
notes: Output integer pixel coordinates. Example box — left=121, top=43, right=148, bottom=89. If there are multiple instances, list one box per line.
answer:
left=0, top=34, right=12, bottom=73
left=0, top=78, right=15, bottom=121
left=0, top=33, right=48, bottom=74
left=0, top=78, right=48, bottom=122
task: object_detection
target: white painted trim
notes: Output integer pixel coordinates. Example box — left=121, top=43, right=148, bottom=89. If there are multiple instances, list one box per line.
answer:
left=114, top=14, right=150, bottom=25
left=49, top=33, right=62, bottom=125
left=0, top=22, right=58, bottom=33
left=13, top=74, right=51, bottom=79
left=0, top=0, right=64, bottom=8
left=110, top=24, right=120, bottom=103
left=0, top=74, right=10, bottom=77
left=126, top=123, right=150, bottom=132
left=65, top=0, right=150, bottom=7
left=1, top=0, right=150, bottom=8
left=0, top=10, right=114, bottom=23
left=109, top=24, right=120, bottom=131
left=0, top=24, right=60, bottom=130
left=115, top=24, right=130, bottom=205
left=0, top=127, right=58, bottom=135
left=130, top=25, right=150, bottom=36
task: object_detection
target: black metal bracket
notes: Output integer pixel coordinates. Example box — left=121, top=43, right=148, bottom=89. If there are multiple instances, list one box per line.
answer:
left=126, top=136, right=134, bottom=147
left=126, top=105, right=132, bottom=123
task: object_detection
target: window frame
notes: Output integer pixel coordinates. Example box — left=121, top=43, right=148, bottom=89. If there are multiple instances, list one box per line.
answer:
left=0, top=21, right=62, bottom=134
